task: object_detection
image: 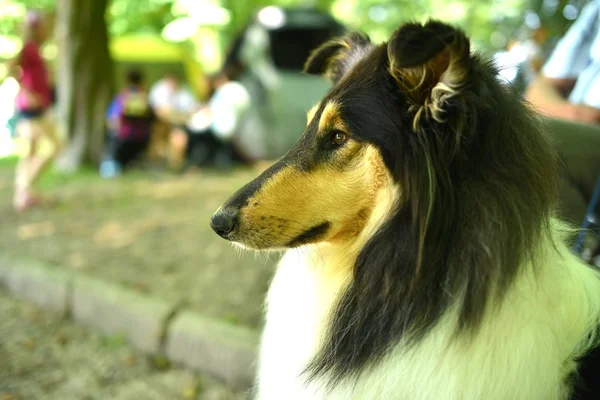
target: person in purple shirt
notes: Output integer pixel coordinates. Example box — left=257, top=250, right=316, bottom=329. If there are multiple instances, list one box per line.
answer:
left=100, top=69, right=154, bottom=177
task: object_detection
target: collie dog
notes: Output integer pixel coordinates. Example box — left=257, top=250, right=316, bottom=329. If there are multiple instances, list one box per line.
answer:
left=211, top=21, right=600, bottom=400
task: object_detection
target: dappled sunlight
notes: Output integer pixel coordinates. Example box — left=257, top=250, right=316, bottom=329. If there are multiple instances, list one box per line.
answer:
left=93, top=214, right=164, bottom=249
left=93, top=220, right=137, bottom=249
left=134, top=178, right=197, bottom=200
left=64, top=220, right=89, bottom=235
left=17, top=220, right=55, bottom=240
left=66, top=252, right=86, bottom=269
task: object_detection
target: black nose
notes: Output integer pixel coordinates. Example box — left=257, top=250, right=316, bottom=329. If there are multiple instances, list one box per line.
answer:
left=210, top=210, right=237, bottom=238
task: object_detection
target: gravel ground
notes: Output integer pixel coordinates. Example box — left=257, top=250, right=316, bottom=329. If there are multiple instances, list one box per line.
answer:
left=0, top=162, right=276, bottom=327
left=0, top=288, right=249, bottom=400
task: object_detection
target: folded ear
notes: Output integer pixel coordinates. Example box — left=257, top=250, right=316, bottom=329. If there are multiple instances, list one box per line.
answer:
left=387, top=21, right=470, bottom=128
left=304, top=32, right=372, bottom=83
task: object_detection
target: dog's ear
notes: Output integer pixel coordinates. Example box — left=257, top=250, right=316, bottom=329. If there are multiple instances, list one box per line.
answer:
left=304, top=32, right=372, bottom=83
left=387, top=21, right=470, bottom=129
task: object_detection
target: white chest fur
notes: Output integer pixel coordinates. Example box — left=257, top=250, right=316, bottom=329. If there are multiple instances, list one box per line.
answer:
left=256, top=247, right=341, bottom=400
left=255, top=238, right=600, bottom=400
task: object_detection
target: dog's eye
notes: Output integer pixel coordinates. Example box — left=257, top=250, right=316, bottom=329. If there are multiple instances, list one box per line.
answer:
left=323, top=130, right=348, bottom=150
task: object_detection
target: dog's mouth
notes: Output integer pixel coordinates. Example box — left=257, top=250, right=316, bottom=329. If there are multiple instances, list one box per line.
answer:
left=286, top=222, right=331, bottom=247
left=210, top=207, right=331, bottom=250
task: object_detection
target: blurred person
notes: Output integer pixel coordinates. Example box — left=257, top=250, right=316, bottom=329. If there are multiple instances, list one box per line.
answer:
left=149, top=72, right=199, bottom=124
left=494, top=27, right=549, bottom=94
left=100, top=69, right=154, bottom=178
left=182, top=65, right=251, bottom=170
left=205, top=66, right=251, bottom=167
left=525, top=1, right=600, bottom=228
left=494, top=40, right=535, bottom=93
left=8, top=10, right=61, bottom=212
left=148, top=73, right=200, bottom=170
left=526, top=0, right=600, bottom=123
left=528, top=26, right=551, bottom=73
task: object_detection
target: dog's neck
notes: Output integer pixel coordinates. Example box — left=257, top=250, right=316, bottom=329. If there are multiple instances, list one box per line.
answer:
left=313, top=183, right=401, bottom=285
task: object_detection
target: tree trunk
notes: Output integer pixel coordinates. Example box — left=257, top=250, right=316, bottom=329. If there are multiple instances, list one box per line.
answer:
left=55, top=0, right=113, bottom=171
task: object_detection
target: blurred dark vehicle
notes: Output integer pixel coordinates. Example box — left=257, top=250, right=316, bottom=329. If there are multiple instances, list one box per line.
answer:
left=218, top=7, right=345, bottom=161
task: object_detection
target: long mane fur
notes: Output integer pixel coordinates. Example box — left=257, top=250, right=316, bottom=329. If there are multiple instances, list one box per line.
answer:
left=304, top=36, right=560, bottom=386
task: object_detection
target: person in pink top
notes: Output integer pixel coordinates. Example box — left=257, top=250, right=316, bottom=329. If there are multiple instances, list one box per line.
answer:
left=9, top=10, right=61, bottom=212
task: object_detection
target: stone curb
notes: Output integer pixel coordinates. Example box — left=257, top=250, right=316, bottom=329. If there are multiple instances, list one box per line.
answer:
left=0, top=256, right=259, bottom=389
left=166, top=311, right=259, bottom=391
left=0, top=257, right=72, bottom=315
left=71, top=275, right=174, bottom=354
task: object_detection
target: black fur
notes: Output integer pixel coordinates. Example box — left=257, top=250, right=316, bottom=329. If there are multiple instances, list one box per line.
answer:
left=570, top=335, right=600, bottom=399
left=302, top=21, right=562, bottom=389
left=304, top=32, right=373, bottom=83
left=387, top=21, right=456, bottom=69
left=288, top=222, right=331, bottom=247
left=223, top=160, right=287, bottom=210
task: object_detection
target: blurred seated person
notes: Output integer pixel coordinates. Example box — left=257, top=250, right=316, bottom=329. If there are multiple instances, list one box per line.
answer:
left=525, top=1, right=600, bottom=227
left=183, top=67, right=251, bottom=170
left=148, top=73, right=200, bottom=170
left=494, top=27, right=548, bottom=95
left=100, top=69, right=153, bottom=178
left=525, top=0, right=600, bottom=124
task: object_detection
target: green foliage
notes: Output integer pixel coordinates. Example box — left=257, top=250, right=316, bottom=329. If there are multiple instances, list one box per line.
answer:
left=150, top=354, right=172, bottom=371
left=0, top=0, right=54, bottom=37
left=330, top=0, right=585, bottom=51
left=0, top=0, right=177, bottom=38
left=0, top=155, right=18, bottom=168
left=220, top=0, right=335, bottom=37
left=0, top=0, right=589, bottom=59
left=101, top=332, right=128, bottom=349
left=108, top=0, right=176, bottom=36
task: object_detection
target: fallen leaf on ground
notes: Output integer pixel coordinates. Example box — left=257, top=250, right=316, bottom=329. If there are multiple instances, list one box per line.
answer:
left=131, top=282, right=150, bottom=293
left=55, top=332, right=69, bottom=346
left=22, top=337, right=36, bottom=350
left=124, top=352, right=137, bottom=367
left=26, top=309, right=42, bottom=322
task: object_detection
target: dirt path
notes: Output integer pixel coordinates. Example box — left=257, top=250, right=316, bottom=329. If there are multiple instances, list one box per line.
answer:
left=0, top=161, right=276, bottom=327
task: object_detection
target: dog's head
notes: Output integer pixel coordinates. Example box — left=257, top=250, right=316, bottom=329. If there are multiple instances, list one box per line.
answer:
left=211, top=20, right=555, bottom=292
left=212, top=21, right=477, bottom=250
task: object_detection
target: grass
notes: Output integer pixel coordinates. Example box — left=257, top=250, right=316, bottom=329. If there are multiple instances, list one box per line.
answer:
left=0, top=154, right=99, bottom=189
left=0, top=155, right=17, bottom=168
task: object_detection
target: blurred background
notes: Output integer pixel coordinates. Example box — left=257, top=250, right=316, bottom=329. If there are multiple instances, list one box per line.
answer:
left=0, top=0, right=592, bottom=164
left=0, top=0, right=598, bottom=399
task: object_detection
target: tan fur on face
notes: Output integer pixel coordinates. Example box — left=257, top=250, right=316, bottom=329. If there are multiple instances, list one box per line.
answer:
left=306, top=104, right=320, bottom=126
left=318, top=101, right=348, bottom=134
left=233, top=143, right=397, bottom=252
left=330, top=145, right=392, bottom=241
